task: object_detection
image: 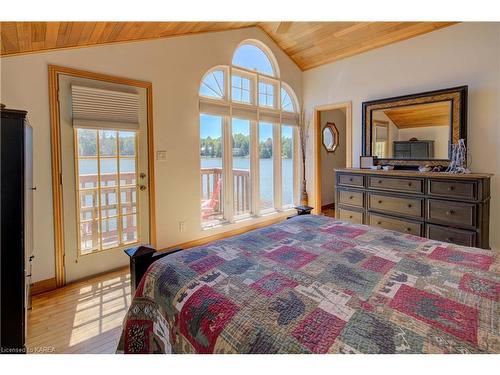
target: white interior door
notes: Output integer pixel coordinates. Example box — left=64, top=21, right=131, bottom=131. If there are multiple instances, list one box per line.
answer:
left=58, top=74, right=150, bottom=283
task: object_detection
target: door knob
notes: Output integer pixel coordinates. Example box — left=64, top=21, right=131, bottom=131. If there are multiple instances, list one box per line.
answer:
left=140, top=172, right=146, bottom=179
left=139, top=185, right=147, bottom=191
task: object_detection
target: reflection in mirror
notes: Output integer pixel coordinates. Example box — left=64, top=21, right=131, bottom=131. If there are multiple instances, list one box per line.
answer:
left=371, top=100, right=451, bottom=160
left=322, top=122, right=339, bottom=152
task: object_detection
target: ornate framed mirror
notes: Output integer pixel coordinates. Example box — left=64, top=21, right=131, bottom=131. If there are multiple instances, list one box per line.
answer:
left=322, top=122, right=339, bottom=152
left=362, top=86, right=467, bottom=167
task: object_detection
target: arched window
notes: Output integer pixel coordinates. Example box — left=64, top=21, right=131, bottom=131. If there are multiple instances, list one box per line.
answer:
left=199, top=68, right=225, bottom=99
left=232, top=42, right=276, bottom=77
left=199, top=40, right=299, bottom=228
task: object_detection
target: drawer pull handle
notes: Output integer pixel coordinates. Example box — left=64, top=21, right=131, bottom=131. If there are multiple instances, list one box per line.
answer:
left=446, top=210, right=455, bottom=216
left=378, top=180, right=382, bottom=184
left=349, top=178, right=353, bottom=182
left=349, top=196, right=354, bottom=200
left=378, top=200, right=383, bottom=204
left=448, top=186, right=455, bottom=191
left=446, top=237, right=453, bottom=242
left=408, top=182, right=412, bottom=187
left=405, top=228, right=412, bottom=232
left=349, top=215, right=353, bottom=219
left=377, top=221, right=382, bottom=225
left=407, top=204, right=412, bottom=208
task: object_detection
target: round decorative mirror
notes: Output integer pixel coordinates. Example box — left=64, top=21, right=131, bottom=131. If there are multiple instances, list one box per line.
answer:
left=322, top=122, right=339, bottom=152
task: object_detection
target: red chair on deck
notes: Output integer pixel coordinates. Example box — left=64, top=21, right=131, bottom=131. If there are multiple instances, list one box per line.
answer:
left=201, top=177, right=222, bottom=219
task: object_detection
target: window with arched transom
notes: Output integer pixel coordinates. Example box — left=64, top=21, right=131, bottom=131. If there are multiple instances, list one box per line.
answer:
left=199, top=40, right=300, bottom=228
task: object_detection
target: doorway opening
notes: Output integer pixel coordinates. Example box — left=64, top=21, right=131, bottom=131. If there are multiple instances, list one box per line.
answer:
left=314, top=102, right=352, bottom=217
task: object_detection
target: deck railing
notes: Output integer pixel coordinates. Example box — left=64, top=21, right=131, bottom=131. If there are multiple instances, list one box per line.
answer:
left=78, top=172, right=137, bottom=250
left=200, top=167, right=251, bottom=218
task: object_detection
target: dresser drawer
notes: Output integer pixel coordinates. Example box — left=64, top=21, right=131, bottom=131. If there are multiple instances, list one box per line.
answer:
left=368, top=176, right=423, bottom=194
left=338, top=208, right=364, bottom=224
left=369, top=213, right=422, bottom=236
left=428, top=179, right=477, bottom=200
left=426, top=224, right=476, bottom=247
left=338, top=173, right=364, bottom=187
left=368, top=193, right=423, bottom=219
left=338, top=189, right=364, bottom=208
left=427, top=199, right=476, bottom=228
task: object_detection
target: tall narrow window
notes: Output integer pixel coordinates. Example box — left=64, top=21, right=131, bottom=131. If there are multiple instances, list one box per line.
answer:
left=75, top=129, right=138, bottom=254
left=281, top=125, right=294, bottom=208
left=200, top=114, right=225, bottom=226
left=259, top=122, right=274, bottom=211
left=232, top=118, right=251, bottom=217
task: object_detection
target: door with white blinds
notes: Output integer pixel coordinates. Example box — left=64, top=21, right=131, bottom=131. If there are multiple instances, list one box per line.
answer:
left=58, top=74, right=150, bottom=283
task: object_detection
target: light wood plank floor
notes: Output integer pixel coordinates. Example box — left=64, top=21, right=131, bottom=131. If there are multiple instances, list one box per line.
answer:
left=27, top=267, right=131, bottom=354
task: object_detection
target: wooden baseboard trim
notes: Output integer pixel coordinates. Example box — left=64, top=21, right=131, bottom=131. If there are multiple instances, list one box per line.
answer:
left=321, top=203, right=335, bottom=210
left=160, top=215, right=288, bottom=253
left=31, top=277, right=57, bottom=296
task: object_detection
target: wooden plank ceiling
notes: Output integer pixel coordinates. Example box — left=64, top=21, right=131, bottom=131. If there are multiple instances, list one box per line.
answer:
left=383, top=101, right=451, bottom=129
left=0, top=22, right=456, bottom=70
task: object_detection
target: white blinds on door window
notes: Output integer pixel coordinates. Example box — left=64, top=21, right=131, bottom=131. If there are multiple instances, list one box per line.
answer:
left=71, top=85, right=140, bottom=130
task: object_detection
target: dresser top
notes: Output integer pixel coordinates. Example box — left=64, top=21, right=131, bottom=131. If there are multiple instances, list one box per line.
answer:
left=335, top=168, right=493, bottom=179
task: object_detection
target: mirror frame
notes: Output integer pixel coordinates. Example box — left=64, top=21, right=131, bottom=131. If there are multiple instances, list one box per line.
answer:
left=322, top=122, right=340, bottom=153
left=362, top=86, right=468, bottom=167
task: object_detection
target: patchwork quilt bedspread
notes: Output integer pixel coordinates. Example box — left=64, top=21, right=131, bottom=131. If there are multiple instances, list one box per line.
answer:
left=117, top=215, right=499, bottom=354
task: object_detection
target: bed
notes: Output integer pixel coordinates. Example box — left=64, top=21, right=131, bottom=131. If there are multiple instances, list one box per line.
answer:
left=117, top=215, right=499, bottom=354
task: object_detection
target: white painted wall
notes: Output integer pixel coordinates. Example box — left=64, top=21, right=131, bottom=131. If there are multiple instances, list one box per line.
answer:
left=320, top=109, right=346, bottom=206
left=303, top=22, right=500, bottom=251
left=0, top=27, right=302, bottom=282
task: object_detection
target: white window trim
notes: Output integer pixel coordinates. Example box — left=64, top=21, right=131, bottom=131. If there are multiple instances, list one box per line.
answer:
left=199, top=44, right=300, bottom=230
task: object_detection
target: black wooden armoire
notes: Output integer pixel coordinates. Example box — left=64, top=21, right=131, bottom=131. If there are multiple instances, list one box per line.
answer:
left=0, top=106, right=34, bottom=353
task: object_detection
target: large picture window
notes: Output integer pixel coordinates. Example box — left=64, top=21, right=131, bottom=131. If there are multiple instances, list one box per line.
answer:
left=199, top=40, right=299, bottom=228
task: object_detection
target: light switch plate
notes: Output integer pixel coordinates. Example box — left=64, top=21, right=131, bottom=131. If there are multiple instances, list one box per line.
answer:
left=156, top=150, right=167, bottom=161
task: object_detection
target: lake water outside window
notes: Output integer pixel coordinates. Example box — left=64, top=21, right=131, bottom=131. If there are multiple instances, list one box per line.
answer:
left=200, top=114, right=224, bottom=226
left=259, top=122, right=274, bottom=211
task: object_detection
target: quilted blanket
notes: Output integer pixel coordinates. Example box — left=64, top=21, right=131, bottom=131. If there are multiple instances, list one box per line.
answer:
left=117, top=215, right=499, bottom=354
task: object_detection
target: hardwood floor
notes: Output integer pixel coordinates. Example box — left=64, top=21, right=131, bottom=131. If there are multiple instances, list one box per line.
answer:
left=27, top=267, right=131, bottom=354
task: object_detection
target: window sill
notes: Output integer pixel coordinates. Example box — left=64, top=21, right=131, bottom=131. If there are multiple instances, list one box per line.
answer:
left=201, top=208, right=296, bottom=233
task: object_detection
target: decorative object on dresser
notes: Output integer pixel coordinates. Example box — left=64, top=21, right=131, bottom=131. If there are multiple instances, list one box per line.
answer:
left=334, top=169, right=492, bottom=249
left=446, top=138, right=470, bottom=174
left=362, top=86, right=467, bottom=168
left=0, top=107, right=34, bottom=353
left=360, top=156, right=375, bottom=169
left=299, top=110, right=310, bottom=205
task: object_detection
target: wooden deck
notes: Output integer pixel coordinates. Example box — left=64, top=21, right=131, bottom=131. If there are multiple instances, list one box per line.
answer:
left=27, top=267, right=130, bottom=354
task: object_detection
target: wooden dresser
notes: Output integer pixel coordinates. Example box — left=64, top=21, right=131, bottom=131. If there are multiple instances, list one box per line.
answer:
left=334, top=168, right=492, bottom=249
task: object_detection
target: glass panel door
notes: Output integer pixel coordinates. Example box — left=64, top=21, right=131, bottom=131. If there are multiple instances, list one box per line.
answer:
left=75, top=129, right=139, bottom=255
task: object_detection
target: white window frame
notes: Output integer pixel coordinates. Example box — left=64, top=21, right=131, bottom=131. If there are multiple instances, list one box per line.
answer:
left=258, top=77, right=279, bottom=109
left=231, top=68, right=256, bottom=105
left=199, top=42, right=300, bottom=230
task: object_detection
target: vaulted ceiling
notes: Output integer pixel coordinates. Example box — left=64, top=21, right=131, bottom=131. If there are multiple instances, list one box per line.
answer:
left=0, top=22, right=456, bottom=70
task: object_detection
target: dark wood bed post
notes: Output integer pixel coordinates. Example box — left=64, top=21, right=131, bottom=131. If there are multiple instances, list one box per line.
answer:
left=124, top=245, right=182, bottom=294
